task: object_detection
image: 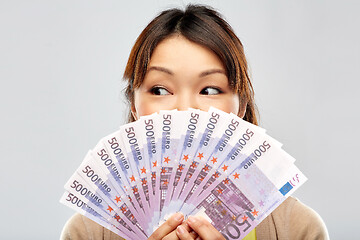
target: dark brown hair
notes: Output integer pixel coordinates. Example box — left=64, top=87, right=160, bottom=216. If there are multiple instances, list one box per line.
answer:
left=124, top=4, right=258, bottom=125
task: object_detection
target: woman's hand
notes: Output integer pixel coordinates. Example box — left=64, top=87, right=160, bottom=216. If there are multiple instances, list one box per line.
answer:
left=175, top=216, right=225, bottom=240
left=148, top=213, right=198, bottom=240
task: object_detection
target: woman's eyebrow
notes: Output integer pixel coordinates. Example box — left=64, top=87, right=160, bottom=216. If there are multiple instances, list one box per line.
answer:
left=147, top=66, right=173, bottom=75
left=199, top=69, right=226, bottom=77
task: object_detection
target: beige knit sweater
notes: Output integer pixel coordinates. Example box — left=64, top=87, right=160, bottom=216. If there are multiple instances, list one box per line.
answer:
left=61, top=197, right=329, bottom=240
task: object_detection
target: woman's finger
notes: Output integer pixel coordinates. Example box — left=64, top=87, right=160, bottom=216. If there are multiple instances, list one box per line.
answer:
left=176, top=225, right=199, bottom=240
left=148, top=212, right=184, bottom=240
left=164, top=221, right=198, bottom=240
left=186, top=216, right=225, bottom=240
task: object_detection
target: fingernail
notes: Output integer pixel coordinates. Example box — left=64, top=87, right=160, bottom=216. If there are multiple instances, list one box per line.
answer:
left=174, top=212, right=184, bottom=222
left=177, top=225, right=185, bottom=234
left=188, top=216, right=197, bottom=224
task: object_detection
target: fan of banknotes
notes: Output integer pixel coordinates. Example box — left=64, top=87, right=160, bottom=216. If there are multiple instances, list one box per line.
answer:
left=60, top=107, right=306, bottom=240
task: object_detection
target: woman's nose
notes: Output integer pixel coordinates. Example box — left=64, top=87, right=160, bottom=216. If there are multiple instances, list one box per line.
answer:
left=175, top=92, right=198, bottom=111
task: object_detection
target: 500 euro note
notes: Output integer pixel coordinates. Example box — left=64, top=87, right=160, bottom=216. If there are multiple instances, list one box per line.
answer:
left=138, top=113, right=162, bottom=232
left=161, top=109, right=208, bottom=220
left=60, top=151, right=148, bottom=239
left=60, top=108, right=307, bottom=240
left=102, top=130, right=148, bottom=229
left=156, top=110, right=185, bottom=219
left=118, top=120, right=154, bottom=229
left=60, top=190, right=135, bottom=239
left=183, top=141, right=306, bottom=239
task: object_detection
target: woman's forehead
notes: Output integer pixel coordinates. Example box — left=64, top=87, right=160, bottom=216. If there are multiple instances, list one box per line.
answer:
left=148, top=35, right=226, bottom=73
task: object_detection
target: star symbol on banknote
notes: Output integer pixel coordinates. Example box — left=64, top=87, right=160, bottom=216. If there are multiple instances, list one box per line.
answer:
left=161, top=168, right=167, bottom=174
left=107, top=206, right=113, bottom=213
left=242, top=215, right=248, bottom=222
left=259, top=200, right=264, bottom=206
left=251, top=209, right=259, bottom=217
left=177, top=164, right=184, bottom=171
left=214, top=172, right=220, bottom=178
left=133, top=187, right=138, bottom=193
left=223, top=178, right=229, bottom=184
left=164, top=157, right=171, bottom=163
left=191, top=162, right=197, bottom=168
left=197, top=152, right=204, bottom=160
left=152, top=172, right=156, bottom=179
left=153, top=161, right=157, bottom=167
left=221, top=209, right=227, bottom=216
left=183, top=154, right=189, bottom=161
left=120, top=206, right=127, bottom=213
left=217, top=188, right=223, bottom=194
left=163, top=179, right=169, bottom=186
left=211, top=157, right=217, bottom=164
left=233, top=172, right=240, bottom=179
left=203, top=165, right=209, bottom=172
left=130, top=175, right=135, bottom=182
left=114, top=215, right=120, bottom=221
left=114, top=196, right=121, bottom=203
left=221, top=164, right=228, bottom=172
left=142, top=179, right=147, bottom=185
left=141, top=167, right=146, bottom=174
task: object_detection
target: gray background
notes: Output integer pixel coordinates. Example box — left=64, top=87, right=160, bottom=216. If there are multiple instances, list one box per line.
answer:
left=1, top=0, right=359, bottom=239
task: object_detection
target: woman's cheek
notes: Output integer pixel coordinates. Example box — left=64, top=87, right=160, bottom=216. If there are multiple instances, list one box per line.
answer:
left=135, top=97, right=175, bottom=117
left=199, top=95, right=239, bottom=114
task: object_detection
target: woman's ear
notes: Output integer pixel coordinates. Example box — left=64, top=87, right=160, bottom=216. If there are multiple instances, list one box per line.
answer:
left=238, top=100, right=247, bottom=119
left=131, top=104, right=138, bottom=121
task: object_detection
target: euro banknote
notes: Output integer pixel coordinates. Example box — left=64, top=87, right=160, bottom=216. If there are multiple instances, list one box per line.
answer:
left=60, top=107, right=306, bottom=239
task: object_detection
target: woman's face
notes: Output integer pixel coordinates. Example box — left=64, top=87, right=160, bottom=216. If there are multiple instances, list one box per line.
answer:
left=132, top=35, right=240, bottom=119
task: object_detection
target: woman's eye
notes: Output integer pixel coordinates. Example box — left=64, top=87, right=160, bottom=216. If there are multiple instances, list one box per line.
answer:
left=150, top=86, right=171, bottom=95
left=200, top=87, right=222, bottom=95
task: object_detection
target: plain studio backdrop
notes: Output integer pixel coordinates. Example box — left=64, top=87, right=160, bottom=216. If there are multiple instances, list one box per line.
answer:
left=1, top=0, right=359, bottom=239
